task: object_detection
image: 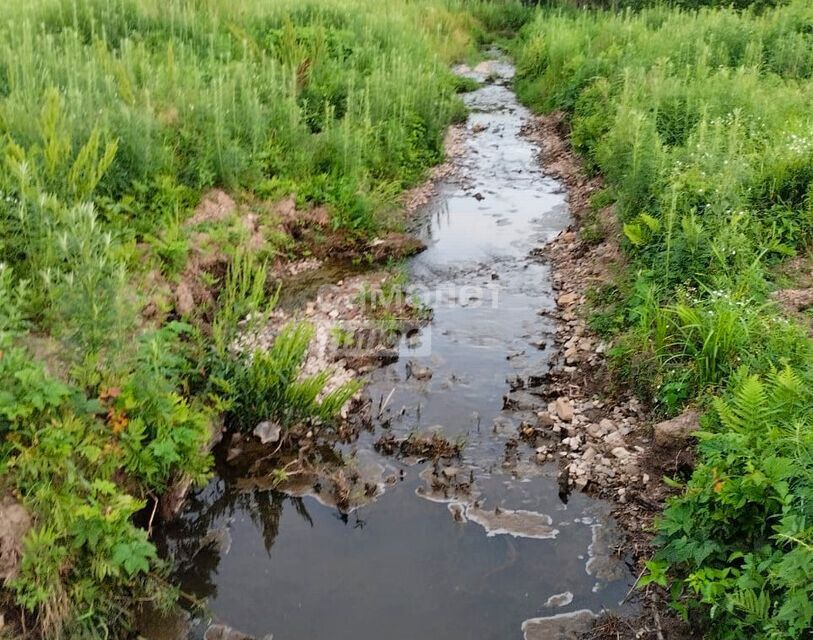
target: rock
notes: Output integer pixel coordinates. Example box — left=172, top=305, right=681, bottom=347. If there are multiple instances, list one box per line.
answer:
left=598, top=418, right=614, bottom=432
left=253, top=421, right=282, bottom=445
left=586, top=423, right=602, bottom=438
left=406, top=360, right=433, bottom=381
left=654, top=409, right=700, bottom=448
left=554, top=398, right=574, bottom=422
left=564, top=346, right=580, bottom=364
left=543, top=591, right=574, bottom=608
left=611, top=447, right=632, bottom=459
left=174, top=282, right=195, bottom=317
left=204, top=624, right=272, bottom=640
left=537, top=411, right=555, bottom=428
left=557, top=291, right=579, bottom=307
left=0, top=496, right=32, bottom=581
left=522, top=610, right=596, bottom=640
left=604, top=430, right=625, bottom=447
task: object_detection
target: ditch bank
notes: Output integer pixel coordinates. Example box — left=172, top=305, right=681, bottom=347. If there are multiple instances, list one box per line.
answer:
left=521, top=113, right=697, bottom=639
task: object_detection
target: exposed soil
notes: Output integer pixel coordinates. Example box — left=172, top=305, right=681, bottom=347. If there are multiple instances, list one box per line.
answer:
left=771, top=249, right=813, bottom=336
left=142, top=189, right=427, bottom=332
left=521, top=112, right=697, bottom=639
left=0, top=495, right=31, bottom=583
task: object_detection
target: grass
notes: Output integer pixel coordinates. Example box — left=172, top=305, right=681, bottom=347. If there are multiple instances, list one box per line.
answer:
left=0, top=0, right=491, bottom=636
left=514, top=1, right=813, bottom=637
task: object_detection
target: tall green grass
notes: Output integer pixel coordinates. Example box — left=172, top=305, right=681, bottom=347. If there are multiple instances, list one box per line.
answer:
left=515, top=2, right=813, bottom=636
left=1, top=0, right=473, bottom=234
left=0, top=0, right=481, bottom=636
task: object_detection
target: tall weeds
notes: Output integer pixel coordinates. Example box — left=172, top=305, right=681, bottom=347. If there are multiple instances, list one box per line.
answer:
left=515, top=2, right=813, bottom=636
left=0, top=0, right=481, bottom=636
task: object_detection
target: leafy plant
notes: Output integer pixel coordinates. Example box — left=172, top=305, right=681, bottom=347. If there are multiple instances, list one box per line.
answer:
left=650, top=367, right=813, bottom=639
left=225, top=322, right=360, bottom=432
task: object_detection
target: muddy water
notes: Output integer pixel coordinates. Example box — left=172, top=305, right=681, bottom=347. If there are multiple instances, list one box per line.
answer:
left=161, top=59, right=633, bottom=640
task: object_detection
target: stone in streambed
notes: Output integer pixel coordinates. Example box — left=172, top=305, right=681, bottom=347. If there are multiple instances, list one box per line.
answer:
left=204, top=625, right=274, bottom=640
left=554, top=398, right=574, bottom=422
left=522, top=610, right=596, bottom=640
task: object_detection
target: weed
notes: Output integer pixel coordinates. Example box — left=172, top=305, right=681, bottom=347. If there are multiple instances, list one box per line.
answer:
left=515, top=2, right=813, bottom=634
left=224, top=322, right=360, bottom=433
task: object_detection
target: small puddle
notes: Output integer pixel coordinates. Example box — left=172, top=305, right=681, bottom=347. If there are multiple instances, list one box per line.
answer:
left=158, top=55, right=633, bottom=640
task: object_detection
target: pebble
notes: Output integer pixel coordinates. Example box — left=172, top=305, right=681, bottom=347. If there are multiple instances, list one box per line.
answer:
left=604, top=430, right=626, bottom=447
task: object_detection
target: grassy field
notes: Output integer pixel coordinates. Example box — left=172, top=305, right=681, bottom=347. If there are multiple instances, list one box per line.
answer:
left=0, top=0, right=485, bottom=636
left=514, top=2, right=813, bottom=637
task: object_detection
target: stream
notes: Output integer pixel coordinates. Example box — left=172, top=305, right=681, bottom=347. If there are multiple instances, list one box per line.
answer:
left=158, top=58, right=634, bottom=640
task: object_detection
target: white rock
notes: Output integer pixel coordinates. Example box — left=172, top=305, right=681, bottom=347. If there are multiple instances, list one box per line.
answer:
left=554, top=398, right=574, bottom=422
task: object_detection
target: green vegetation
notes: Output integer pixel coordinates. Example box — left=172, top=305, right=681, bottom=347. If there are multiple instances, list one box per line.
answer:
left=515, top=1, right=813, bottom=637
left=8, top=0, right=811, bottom=636
left=0, top=0, right=481, bottom=636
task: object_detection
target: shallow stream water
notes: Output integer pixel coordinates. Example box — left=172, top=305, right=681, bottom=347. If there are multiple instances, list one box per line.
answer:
left=159, top=58, right=633, bottom=640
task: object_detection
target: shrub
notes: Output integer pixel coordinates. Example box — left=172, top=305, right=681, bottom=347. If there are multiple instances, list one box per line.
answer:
left=647, top=367, right=813, bottom=640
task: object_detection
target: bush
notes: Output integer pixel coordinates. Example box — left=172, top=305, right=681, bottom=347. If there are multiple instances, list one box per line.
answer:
left=647, top=367, right=813, bottom=639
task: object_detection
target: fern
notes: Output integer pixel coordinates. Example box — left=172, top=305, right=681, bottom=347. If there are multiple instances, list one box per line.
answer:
left=713, top=373, right=769, bottom=434
left=729, top=588, right=772, bottom=623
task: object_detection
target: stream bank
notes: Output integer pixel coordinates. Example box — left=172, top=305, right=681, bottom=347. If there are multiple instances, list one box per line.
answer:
left=152, top=56, right=641, bottom=640
left=520, top=113, right=697, bottom=640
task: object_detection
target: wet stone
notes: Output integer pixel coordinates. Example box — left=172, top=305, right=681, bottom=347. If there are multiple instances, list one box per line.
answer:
left=522, top=610, right=596, bottom=640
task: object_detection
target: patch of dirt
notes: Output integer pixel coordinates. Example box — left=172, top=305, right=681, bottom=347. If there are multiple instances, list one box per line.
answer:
left=144, top=190, right=430, bottom=329
left=0, top=496, right=31, bottom=582
left=522, top=113, right=697, bottom=640
left=770, top=249, right=813, bottom=336
left=185, top=189, right=237, bottom=227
